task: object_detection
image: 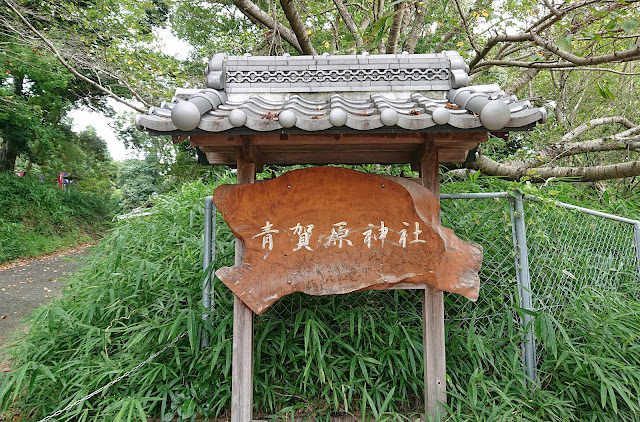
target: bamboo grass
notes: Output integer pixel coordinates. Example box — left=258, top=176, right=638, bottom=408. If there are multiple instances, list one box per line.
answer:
left=1, top=174, right=639, bottom=421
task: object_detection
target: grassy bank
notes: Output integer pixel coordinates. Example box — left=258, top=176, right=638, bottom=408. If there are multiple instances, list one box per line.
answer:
left=0, top=172, right=639, bottom=421
left=0, top=173, right=112, bottom=263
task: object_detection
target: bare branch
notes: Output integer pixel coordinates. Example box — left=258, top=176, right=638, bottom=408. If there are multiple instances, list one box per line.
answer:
left=542, top=0, right=563, bottom=18
left=434, top=30, right=457, bottom=53
left=2, top=0, right=148, bottom=113
left=403, top=0, right=427, bottom=53
left=469, top=33, right=533, bottom=68
left=560, top=116, right=638, bottom=144
left=280, top=0, right=317, bottom=55
left=476, top=154, right=640, bottom=181
left=230, top=0, right=303, bottom=54
left=531, top=33, right=640, bottom=66
left=471, top=117, right=640, bottom=182
left=452, top=0, right=480, bottom=53
left=333, top=0, right=364, bottom=52
left=518, top=131, right=640, bottom=170
left=474, top=57, right=640, bottom=71
left=551, top=134, right=640, bottom=156
left=504, top=68, right=542, bottom=95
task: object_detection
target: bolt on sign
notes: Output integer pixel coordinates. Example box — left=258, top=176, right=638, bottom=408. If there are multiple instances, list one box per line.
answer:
left=214, top=167, right=482, bottom=315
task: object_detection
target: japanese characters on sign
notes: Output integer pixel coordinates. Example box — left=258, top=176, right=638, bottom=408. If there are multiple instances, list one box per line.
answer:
left=253, top=220, right=427, bottom=256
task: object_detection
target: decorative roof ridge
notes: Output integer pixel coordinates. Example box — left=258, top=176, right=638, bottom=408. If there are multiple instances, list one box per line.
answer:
left=205, top=51, right=469, bottom=94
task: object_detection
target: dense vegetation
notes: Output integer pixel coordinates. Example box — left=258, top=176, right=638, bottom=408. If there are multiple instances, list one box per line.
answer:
left=1, top=173, right=638, bottom=421
left=0, top=173, right=112, bottom=263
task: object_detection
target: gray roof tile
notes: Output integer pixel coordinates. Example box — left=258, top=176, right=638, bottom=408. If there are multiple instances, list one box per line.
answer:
left=138, top=52, right=546, bottom=134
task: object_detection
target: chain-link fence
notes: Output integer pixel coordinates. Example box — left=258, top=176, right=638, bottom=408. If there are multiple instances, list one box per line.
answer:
left=204, top=191, right=640, bottom=386
left=524, top=196, right=640, bottom=314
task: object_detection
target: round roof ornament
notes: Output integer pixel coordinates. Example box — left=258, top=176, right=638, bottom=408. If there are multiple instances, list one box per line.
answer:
left=171, top=101, right=201, bottom=131
left=329, top=109, right=347, bottom=127
left=431, top=107, right=450, bottom=125
left=480, top=101, right=511, bottom=131
left=380, top=108, right=399, bottom=126
left=278, top=110, right=297, bottom=128
left=228, top=109, right=247, bottom=127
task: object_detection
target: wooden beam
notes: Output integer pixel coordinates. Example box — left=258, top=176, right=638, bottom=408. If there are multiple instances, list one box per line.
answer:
left=171, top=135, right=189, bottom=144
left=252, top=132, right=425, bottom=146
left=189, top=134, right=242, bottom=147
left=206, top=149, right=469, bottom=166
left=203, top=151, right=239, bottom=166
left=420, top=136, right=446, bottom=421
left=438, top=149, right=467, bottom=163
left=258, top=150, right=415, bottom=165
left=242, top=136, right=264, bottom=173
left=231, top=151, right=256, bottom=422
left=434, top=131, right=487, bottom=147
left=190, top=131, right=486, bottom=148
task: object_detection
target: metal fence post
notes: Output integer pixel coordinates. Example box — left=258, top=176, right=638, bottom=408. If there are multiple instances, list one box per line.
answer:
left=634, top=222, right=640, bottom=279
left=510, top=191, right=538, bottom=385
left=202, top=196, right=216, bottom=348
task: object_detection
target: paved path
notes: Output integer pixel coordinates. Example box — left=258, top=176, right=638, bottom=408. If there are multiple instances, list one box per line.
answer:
left=0, top=246, right=92, bottom=348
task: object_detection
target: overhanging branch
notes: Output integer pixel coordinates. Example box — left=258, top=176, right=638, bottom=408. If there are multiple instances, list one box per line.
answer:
left=2, top=0, right=149, bottom=113
left=473, top=155, right=640, bottom=182
left=280, top=0, right=317, bottom=55
left=230, top=0, right=303, bottom=54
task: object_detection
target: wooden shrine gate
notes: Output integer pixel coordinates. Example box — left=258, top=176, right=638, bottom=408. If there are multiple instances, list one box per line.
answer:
left=137, top=51, right=547, bottom=421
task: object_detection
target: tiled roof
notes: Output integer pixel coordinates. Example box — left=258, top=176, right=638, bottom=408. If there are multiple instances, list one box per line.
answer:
left=136, top=52, right=546, bottom=135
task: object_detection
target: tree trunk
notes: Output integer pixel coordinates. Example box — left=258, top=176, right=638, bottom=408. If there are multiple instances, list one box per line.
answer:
left=0, top=139, right=19, bottom=173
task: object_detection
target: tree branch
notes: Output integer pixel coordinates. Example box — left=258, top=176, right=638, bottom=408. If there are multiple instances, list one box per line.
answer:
left=469, top=0, right=635, bottom=69
left=385, top=1, right=404, bottom=54
left=560, top=116, right=638, bottom=144
left=403, top=0, right=427, bottom=53
left=333, top=0, right=364, bottom=52
left=434, top=30, right=457, bottom=53
left=280, top=0, right=317, bottom=55
left=504, top=67, right=541, bottom=95
left=542, top=0, right=563, bottom=18
left=452, top=0, right=480, bottom=53
left=469, top=33, right=533, bottom=68
left=473, top=155, right=640, bottom=182
left=474, top=57, right=640, bottom=71
left=2, top=0, right=148, bottom=113
left=230, top=0, right=303, bottom=54
left=531, top=33, right=640, bottom=66
left=471, top=117, right=640, bottom=182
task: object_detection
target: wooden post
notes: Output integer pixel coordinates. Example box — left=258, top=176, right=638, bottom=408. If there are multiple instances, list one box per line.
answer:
left=231, top=151, right=256, bottom=422
left=420, top=137, right=446, bottom=420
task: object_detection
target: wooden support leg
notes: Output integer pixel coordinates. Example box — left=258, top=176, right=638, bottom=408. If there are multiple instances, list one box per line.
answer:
left=231, top=153, right=256, bottom=422
left=420, top=139, right=446, bottom=420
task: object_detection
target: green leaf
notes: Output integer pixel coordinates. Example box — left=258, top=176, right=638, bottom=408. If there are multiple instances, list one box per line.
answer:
left=380, top=386, right=396, bottom=414
left=597, top=82, right=615, bottom=100
left=180, top=398, right=196, bottom=419
left=556, top=35, right=572, bottom=51
left=134, top=399, right=147, bottom=421
left=114, top=400, right=129, bottom=422
left=621, top=19, right=638, bottom=32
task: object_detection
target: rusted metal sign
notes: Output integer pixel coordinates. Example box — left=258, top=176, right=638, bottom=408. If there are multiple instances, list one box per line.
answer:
left=214, top=167, right=482, bottom=315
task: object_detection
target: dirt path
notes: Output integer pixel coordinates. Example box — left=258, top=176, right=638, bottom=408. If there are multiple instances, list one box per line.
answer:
left=0, top=245, right=92, bottom=349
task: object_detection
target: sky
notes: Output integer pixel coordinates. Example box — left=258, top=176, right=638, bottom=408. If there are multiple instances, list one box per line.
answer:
left=69, top=27, right=193, bottom=161
left=67, top=100, right=137, bottom=161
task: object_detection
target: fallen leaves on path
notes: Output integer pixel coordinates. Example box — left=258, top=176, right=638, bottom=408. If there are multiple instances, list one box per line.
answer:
left=0, top=243, right=95, bottom=271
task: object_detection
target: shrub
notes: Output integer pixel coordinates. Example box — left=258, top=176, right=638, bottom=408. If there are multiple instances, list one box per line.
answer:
left=0, top=173, right=112, bottom=262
